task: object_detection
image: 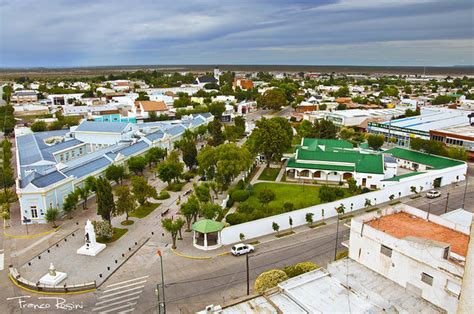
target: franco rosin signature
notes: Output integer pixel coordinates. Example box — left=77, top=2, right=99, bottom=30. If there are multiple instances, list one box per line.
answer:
left=6, top=296, right=84, bottom=311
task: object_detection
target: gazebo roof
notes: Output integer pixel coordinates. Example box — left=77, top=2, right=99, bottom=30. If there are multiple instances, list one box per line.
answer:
left=192, top=219, right=225, bottom=234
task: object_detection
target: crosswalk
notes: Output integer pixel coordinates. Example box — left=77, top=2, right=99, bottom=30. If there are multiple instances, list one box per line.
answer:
left=92, top=275, right=149, bottom=314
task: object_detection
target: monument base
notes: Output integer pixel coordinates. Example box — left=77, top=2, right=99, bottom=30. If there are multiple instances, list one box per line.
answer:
left=39, top=271, right=67, bottom=286
left=76, top=243, right=106, bottom=256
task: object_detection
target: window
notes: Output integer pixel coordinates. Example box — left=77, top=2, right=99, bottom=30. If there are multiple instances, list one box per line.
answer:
left=30, top=206, right=38, bottom=219
left=443, top=247, right=450, bottom=259
left=421, top=272, right=434, bottom=286
left=380, top=244, right=392, bottom=257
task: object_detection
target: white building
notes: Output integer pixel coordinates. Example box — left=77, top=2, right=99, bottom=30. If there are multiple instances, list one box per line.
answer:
left=348, top=204, right=468, bottom=313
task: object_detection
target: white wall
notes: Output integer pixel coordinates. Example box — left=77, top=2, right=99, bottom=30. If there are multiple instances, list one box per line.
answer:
left=220, top=164, right=466, bottom=245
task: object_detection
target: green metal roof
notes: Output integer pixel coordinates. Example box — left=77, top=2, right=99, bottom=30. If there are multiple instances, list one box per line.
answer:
left=384, top=147, right=464, bottom=169
left=382, top=172, right=425, bottom=182
left=287, top=158, right=354, bottom=172
left=302, top=138, right=354, bottom=150
left=192, top=219, right=224, bottom=233
left=295, top=149, right=384, bottom=174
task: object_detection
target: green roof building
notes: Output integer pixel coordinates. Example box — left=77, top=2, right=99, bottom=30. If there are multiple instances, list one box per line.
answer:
left=286, top=138, right=393, bottom=189
left=192, top=219, right=225, bottom=250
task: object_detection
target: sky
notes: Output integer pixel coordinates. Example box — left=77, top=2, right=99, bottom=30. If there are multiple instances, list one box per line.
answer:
left=0, top=0, right=473, bottom=67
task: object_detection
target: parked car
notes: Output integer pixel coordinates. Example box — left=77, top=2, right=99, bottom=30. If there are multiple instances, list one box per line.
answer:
left=426, top=190, right=441, bottom=199
left=231, top=243, right=255, bottom=256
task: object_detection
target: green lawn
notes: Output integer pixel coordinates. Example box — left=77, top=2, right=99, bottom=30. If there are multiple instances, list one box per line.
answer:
left=97, top=227, right=128, bottom=243
left=130, top=202, right=160, bottom=218
left=258, top=167, right=281, bottom=181
left=243, top=183, right=323, bottom=210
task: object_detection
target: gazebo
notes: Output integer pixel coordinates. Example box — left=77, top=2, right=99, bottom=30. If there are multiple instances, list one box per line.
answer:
left=192, top=219, right=225, bottom=250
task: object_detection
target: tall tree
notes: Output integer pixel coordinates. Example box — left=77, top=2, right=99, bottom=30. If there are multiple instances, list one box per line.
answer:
left=367, top=134, right=384, bottom=150
left=156, top=151, right=184, bottom=185
left=201, top=202, right=222, bottom=220
left=127, top=156, right=147, bottom=175
left=257, top=89, right=288, bottom=111
left=45, top=207, right=60, bottom=227
left=247, top=117, right=293, bottom=168
left=131, top=176, right=156, bottom=206
left=208, top=118, right=224, bottom=146
left=62, top=191, right=79, bottom=218
left=162, top=217, right=185, bottom=249
left=96, top=177, right=115, bottom=223
left=105, top=164, right=126, bottom=185
left=115, top=185, right=136, bottom=222
left=314, top=119, right=337, bottom=139
left=180, top=195, right=201, bottom=231
left=177, top=138, right=198, bottom=169
left=145, top=147, right=166, bottom=167
left=75, top=186, right=90, bottom=209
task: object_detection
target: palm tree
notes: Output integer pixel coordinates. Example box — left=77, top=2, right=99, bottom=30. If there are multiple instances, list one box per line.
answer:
left=162, top=218, right=185, bottom=249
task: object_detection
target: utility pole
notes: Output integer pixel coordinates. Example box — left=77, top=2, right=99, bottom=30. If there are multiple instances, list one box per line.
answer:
left=461, top=175, right=469, bottom=210
left=157, top=250, right=166, bottom=314
left=246, top=253, right=250, bottom=295
left=445, top=192, right=450, bottom=214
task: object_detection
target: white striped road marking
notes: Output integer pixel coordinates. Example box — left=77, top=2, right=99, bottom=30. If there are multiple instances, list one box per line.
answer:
left=94, top=291, right=142, bottom=306
left=99, top=302, right=138, bottom=314
left=106, top=275, right=149, bottom=288
left=0, top=252, right=4, bottom=271
left=92, top=297, right=140, bottom=311
left=98, top=286, right=145, bottom=299
left=117, top=309, right=135, bottom=314
left=103, top=280, right=147, bottom=293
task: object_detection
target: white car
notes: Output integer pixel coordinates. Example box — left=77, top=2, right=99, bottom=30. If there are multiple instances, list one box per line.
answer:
left=231, top=243, right=255, bottom=256
left=426, top=190, right=441, bottom=199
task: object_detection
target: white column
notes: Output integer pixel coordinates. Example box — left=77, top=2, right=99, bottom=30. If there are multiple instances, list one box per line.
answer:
left=204, top=233, right=208, bottom=247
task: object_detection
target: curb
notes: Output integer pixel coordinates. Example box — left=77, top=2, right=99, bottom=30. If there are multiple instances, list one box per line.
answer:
left=170, top=248, right=229, bottom=260
left=3, top=226, right=60, bottom=239
left=9, top=274, right=96, bottom=295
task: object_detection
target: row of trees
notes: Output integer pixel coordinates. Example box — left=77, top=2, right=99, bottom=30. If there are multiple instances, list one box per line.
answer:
left=410, top=138, right=468, bottom=161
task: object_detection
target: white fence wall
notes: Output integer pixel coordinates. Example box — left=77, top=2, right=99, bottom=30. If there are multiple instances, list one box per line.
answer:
left=220, top=164, right=466, bottom=245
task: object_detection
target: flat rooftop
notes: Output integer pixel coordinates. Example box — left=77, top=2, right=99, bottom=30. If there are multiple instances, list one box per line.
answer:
left=434, top=124, right=474, bottom=138
left=367, top=212, right=469, bottom=256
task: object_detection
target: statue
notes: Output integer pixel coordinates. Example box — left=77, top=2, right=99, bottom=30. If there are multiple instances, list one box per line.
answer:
left=40, top=262, right=67, bottom=286
left=77, top=219, right=106, bottom=256
left=48, top=263, right=56, bottom=277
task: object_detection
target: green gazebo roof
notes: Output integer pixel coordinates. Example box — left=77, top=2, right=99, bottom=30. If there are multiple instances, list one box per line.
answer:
left=192, top=219, right=224, bottom=234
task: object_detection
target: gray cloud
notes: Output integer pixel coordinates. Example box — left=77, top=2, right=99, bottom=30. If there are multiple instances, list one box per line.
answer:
left=0, top=0, right=472, bottom=67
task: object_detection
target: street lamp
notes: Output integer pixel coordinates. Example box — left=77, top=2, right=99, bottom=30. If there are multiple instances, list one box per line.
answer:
left=156, top=249, right=166, bottom=314
left=23, top=217, right=31, bottom=235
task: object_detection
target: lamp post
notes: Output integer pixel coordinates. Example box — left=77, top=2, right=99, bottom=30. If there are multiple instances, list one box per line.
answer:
left=156, top=249, right=166, bottom=314
left=23, top=217, right=31, bottom=235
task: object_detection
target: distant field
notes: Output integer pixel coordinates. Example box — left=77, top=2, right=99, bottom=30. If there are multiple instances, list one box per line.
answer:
left=1, top=64, right=472, bottom=80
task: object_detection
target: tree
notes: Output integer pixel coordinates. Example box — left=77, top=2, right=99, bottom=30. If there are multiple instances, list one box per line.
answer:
left=131, top=176, right=156, bottom=206
left=364, top=198, right=372, bottom=209
left=62, top=191, right=79, bottom=218
left=254, top=269, right=288, bottom=294
left=177, top=138, right=198, bottom=169
left=272, top=222, right=280, bottom=234
left=105, top=164, right=126, bottom=185
left=208, top=102, right=226, bottom=118
left=247, top=117, right=292, bottom=168
left=75, top=186, right=90, bottom=209
left=96, top=177, right=115, bottom=223
left=447, top=147, right=468, bottom=161
left=45, top=207, right=60, bottom=227
left=334, top=86, right=350, bottom=98
left=257, top=89, right=288, bottom=111
left=239, top=233, right=245, bottom=241
left=208, top=118, right=224, bottom=146
left=258, top=189, right=276, bottom=207
left=180, top=195, right=201, bottom=231
left=162, top=217, right=185, bottom=249
left=156, top=151, right=184, bottom=185
left=114, top=185, right=135, bottom=222
left=30, top=121, right=47, bottom=132
left=305, top=212, right=314, bottom=226
left=389, top=194, right=395, bottom=202
left=336, top=103, right=347, bottom=110
left=197, top=144, right=252, bottom=191
left=136, top=91, right=150, bottom=101
left=314, top=119, right=337, bottom=139
left=410, top=138, right=447, bottom=156
left=367, top=134, right=384, bottom=150
left=410, top=186, right=418, bottom=194
left=336, top=204, right=345, bottom=215
left=1, top=202, right=10, bottom=229
left=85, top=176, right=97, bottom=192
left=234, top=116, right=246, bottom=136
left=194, top=183, right=211, bottom=203
left=127, top=156, right=147, bottom=175
left=347, top=177, right=358, bottom=194
left=319, top=185, right=344, bottom=203
left=339, top=127, right=355, bottom=140
left=201, top=202, right=222, bottom=220
left=145, top=147, right=166, bottom=167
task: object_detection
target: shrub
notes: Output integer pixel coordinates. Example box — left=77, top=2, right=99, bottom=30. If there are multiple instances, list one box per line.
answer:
left=360, top=187, right=371, bottom=194
left=238, top=203, right=255, bottom=214
left=254, top=269, right=288, bottom=294
left=167, top=182, right=184, bottom=192
left=92, top=220, right=113, bottom=240
left=236, top=179, right=246, bottom=190
left=157, top=190, right=170, bottom=200
left=226, top=213, right=247, bottom=225
left=181, top=172, right=194, bottom=182
left=283, top=262, right=319, bottom=278
left=283, top=202, right=294, bottom=212
left=232, top=190, right=250, bottom=202
left=226, top=196, right=235, bottom=208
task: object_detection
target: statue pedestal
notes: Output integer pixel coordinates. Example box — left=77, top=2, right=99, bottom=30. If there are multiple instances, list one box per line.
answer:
left=39, top=271, right=67, bottom=286
left=77, top=242, right=106, bottom=257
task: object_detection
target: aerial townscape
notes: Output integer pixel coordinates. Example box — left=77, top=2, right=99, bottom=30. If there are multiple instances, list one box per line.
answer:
left=0, top=1, right=473, bottom=314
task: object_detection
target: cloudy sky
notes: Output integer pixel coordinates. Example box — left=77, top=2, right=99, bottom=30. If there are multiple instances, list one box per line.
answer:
left=0, top=0, right=473, bottom=67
